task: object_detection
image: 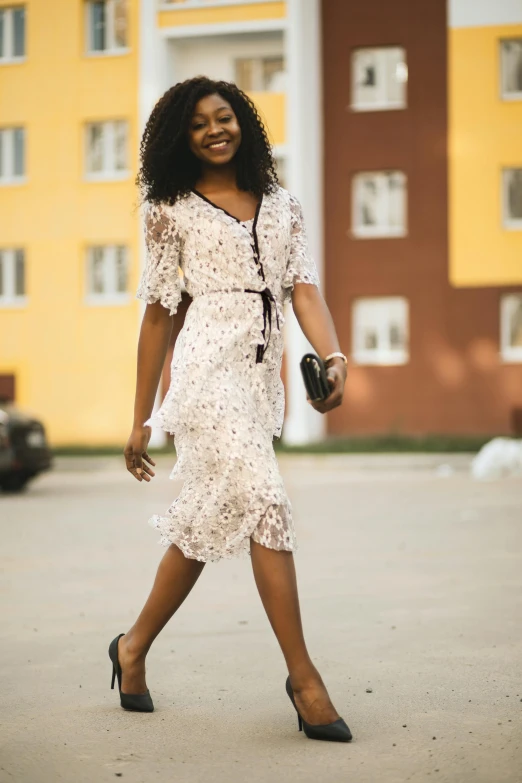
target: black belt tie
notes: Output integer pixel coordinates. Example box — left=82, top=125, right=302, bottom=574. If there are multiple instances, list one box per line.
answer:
left=244, top=287, right=280, bottom=363
left=243, top=204, right=279, bottom=363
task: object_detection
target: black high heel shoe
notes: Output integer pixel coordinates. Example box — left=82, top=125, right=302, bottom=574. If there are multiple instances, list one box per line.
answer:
left=108, top=634, right=154, bottom=712
left=285, top=676, right=352, bottom=742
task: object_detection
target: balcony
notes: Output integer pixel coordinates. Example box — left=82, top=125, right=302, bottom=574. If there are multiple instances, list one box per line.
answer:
left=158, top=1, right=286, bottom=36
left=161, top=0, right=282, bottom=7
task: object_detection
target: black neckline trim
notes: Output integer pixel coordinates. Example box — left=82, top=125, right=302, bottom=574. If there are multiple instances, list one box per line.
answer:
left=191, top=188, right=263, bottom=226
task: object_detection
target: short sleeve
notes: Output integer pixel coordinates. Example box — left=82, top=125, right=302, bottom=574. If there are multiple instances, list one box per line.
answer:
left=282, top=193, right=320, bottom=300
left=136, top=202, right=182, bottom=316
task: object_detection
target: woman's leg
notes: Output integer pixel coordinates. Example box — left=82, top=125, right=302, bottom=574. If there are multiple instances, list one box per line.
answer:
left=250, top=538, right=340, bottom=725
left=118, top=544, right=205, bottom=694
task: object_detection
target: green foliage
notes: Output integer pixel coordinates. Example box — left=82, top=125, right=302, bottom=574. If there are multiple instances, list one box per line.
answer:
left=273, top=434, right=494, bottom=454
left=52, top=434, right=497, bottom=457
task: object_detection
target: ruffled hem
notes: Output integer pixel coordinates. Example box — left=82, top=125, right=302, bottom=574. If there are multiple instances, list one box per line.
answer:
left=144, top=410, right=175, bottom=434
left=146, top=407, right=283, bottom=442
left=147, top=488, right=296, bottom=563
left=144, top=414, right=295, bottom=561
left=136, top=289, right=181, bottom=317
left=144, top=362, right=284, bottom=441
left=282, top=269, right=320, bottom=304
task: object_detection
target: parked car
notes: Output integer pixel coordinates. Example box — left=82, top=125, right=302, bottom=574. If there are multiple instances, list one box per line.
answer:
left=0, top=405, right=53, bottom=492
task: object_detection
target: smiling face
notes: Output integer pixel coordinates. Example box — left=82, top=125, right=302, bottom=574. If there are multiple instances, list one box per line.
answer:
left=188, top=93, right=242, bottom=167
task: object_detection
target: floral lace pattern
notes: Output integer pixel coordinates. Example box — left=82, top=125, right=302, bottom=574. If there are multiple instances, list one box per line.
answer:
left=137, top=187, right=320, bottom=562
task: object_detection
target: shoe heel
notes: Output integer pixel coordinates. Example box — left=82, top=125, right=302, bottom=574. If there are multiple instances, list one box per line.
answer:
left=285, top=675, right=352, bottom=742
left=108, top=633, right=154, bottom=713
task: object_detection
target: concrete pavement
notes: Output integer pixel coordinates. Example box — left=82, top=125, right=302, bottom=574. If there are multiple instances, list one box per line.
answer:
left=0, top=454, right=521, bottom=783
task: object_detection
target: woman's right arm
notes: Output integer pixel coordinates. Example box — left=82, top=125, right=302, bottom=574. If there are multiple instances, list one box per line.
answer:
left=124, top=302, right=173, bottom=482
left=126, top=201, right=183, bottom=481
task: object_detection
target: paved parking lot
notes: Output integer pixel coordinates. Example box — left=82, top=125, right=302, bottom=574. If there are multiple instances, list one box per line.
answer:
left=0, top=454, right=521, bottom=783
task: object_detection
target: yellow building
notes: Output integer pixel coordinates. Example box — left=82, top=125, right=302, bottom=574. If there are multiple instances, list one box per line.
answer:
left=449, top=1, right=522, bottom=288
left=0, top=0, right=324, bottom=446
left=0, top=0, right=143, bottom=446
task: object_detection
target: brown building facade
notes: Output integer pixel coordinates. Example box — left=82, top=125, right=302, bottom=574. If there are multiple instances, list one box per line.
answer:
left=322, top=0, right=522, bottom=437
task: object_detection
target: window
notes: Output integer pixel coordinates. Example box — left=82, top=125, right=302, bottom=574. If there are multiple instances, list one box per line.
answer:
left=274, top=152, right=287, bottom=189
left=86, top=246, right=129, bottom=304
left=501, top=294, right=522, bottom=363
left=500, top=39, right=522, bottom=100
left=0, top=127, right=25, bottom=183
left=351, top=47, right=407, bottom=112
left=87, top=0, right=128, bottom=54
left=352, top=171, right=407, bottom=238
left=503, top=168, right=522, bottom=229
left=270, top=144, right=287, bottom=187
left=235, top=56, right=286, bottom=92
left=85, top=121, right=128, bottom=180
left=352, top=297, right=409, bottom=365
left=0, top=249, right=26, bottom=306
left=0, top=6, right=26, bottom=63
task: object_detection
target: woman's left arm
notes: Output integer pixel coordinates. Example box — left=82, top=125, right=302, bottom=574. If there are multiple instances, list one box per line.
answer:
left=291, top=282, right=347, bottom=413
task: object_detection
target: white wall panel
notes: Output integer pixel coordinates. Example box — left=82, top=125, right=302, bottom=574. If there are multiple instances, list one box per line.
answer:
left=449, top=0, right=522, bottom=28
left=283, top=0, right=325, bottom=445
left=167, top=32, right=283, bottom=84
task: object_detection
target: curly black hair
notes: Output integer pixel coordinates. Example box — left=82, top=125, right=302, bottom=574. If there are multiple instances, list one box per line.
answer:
left=136, top=76, right=279, bottom=205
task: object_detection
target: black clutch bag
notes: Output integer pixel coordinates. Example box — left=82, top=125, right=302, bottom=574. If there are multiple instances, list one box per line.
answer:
left=300, top=353, right=330, bottom=402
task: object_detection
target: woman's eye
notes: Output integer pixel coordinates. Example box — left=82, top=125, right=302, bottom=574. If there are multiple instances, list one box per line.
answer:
left=220, top=116, right=232, bottom=123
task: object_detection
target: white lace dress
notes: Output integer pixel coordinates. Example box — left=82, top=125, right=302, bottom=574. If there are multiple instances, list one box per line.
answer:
left=136, top=186, right=320, bottom=562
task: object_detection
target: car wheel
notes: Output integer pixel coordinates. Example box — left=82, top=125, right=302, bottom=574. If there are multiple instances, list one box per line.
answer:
left=0, top=474, right=30, bottom=493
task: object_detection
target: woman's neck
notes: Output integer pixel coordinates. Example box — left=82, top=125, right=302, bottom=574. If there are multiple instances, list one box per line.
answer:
left=196, top=163, right=238, bottom=195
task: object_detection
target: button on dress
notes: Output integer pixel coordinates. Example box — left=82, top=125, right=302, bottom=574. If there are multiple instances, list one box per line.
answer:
left=136, top=186, right=320, bottom=562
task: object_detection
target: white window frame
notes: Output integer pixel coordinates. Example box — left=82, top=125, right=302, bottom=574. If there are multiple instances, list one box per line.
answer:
left=352, top=297, right=409, bottom=366
left=234, top=54, right=286, bottom=92
left=0, top=248, right=27, bottom=308
left=0, top=6, right=26, bottom=65
left=85, top=0, right=129, bottom=57
left=502, top=168, right=522, bottom=230
left=351, top=46, right=408, bottom=113
left=500, top=39, right=522, bottom=102
left=272, top=143, right=287, bottom=189
left=85, top=245, right=130, bottom=306
left=0, top=127, right=26, bottom=185
left=84, top=121, right=129, bottom=181
left=352, top=170, right=407, bottom=239
left=500, top=294, right=522, bottom=363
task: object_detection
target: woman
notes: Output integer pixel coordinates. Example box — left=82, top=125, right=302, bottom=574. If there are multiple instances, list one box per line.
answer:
left=110, top=77, right=351, bottom=743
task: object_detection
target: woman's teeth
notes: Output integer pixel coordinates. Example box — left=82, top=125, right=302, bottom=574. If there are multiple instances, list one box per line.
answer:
left=208, top=141, right=228, bottom=149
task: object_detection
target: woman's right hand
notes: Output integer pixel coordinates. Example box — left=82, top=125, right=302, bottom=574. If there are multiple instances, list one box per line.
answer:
left=124, top=425, right=156, bottom=482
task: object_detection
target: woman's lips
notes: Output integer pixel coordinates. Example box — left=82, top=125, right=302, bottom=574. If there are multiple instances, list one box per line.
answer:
left=205, top=140, right=230, bottom=151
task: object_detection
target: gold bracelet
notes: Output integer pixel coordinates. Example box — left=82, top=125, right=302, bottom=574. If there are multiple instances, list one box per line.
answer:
left=324, top=352, right=348, bottom=366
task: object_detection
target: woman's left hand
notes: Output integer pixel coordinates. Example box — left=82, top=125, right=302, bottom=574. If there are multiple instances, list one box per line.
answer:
left=307, top=360, right=346, bottom=414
